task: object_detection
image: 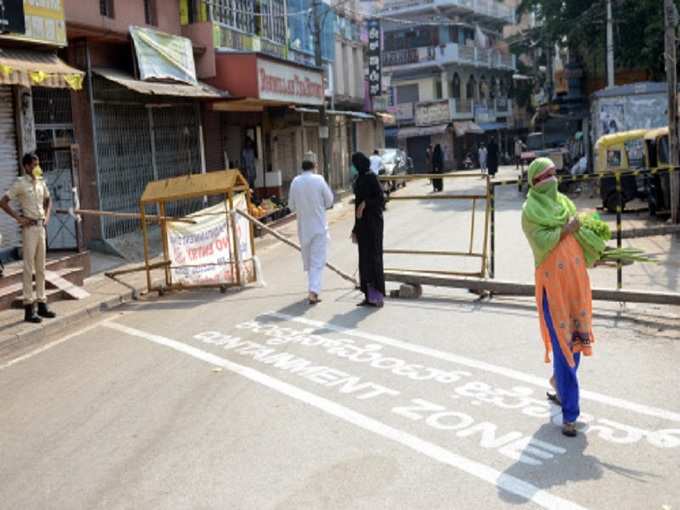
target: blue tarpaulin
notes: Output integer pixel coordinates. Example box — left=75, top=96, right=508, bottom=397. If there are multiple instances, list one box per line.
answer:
left=478, top=121, right=508, bottom=132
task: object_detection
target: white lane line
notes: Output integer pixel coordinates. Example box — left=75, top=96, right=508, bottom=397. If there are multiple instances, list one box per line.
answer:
left=104, top=321, right=587, bottom=510
left=263, top=312, right=680, bottom=424
left=0, top=318, right=113, bottom=372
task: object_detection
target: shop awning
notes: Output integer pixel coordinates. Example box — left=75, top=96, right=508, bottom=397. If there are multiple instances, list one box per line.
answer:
left=212, top=97, right=287, bottom=112
left=397, top=123, right=450, bottom=139
left=0, top=48, right=84, bottom=90
left=328, top=110, right=374, bottom=120
left=376, top=112, right=396, bottom=125
left=478, top=121, right=508, bottom=132
left=453, top=121, right=484, bottom=136
left=93, top=68, right=227, bottom=99
left=293, top=107, right=374, bottom=120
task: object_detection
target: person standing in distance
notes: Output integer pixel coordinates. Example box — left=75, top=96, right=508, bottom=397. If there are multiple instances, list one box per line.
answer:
left=0, top=153, right=57, bottom=323
left=369, top=150, right=383, bottom=176
left=288, top=151, right=334, bottom=305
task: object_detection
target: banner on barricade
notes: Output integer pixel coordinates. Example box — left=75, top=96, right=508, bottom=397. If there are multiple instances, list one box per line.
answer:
left=167, top=194, right=255, bottom=286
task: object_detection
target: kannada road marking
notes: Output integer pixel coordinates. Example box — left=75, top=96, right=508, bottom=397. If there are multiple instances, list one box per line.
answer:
left=103, top=320, right=587, bottom=510
left=263, top=312, right=680, bottom=423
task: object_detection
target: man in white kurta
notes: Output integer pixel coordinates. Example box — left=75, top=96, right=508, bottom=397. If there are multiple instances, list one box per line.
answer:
left=288, top=152, right=334, bottom=304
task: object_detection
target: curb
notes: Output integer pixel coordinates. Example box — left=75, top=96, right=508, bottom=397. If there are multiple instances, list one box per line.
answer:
left=0, top=286, right=141, bottom=357
left=0, top=190, right=354, bottom=357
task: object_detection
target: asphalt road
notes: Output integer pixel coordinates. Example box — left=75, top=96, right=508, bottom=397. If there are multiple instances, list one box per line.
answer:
left=2, top=170, right=679, bottom=510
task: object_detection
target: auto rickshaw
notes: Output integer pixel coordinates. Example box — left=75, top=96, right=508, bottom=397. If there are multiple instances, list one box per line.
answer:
left=643, top=127, right=672, bottom=218
left=594, top=130, right=649, bottom=213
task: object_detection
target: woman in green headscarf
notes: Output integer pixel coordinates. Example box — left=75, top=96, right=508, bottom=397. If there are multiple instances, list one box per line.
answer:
left=522, top=157, right=597, bottom=438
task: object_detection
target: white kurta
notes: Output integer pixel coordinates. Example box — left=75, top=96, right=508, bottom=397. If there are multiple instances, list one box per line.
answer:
left=288, top=171, right=334, bottom=294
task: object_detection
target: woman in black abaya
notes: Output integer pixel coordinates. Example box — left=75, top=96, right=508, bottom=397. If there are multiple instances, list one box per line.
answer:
left=351, top=152, right=386, bottom=307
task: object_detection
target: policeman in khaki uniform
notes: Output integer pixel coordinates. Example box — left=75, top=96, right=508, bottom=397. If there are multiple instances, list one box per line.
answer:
left=0, top=153, right=57, bottom=323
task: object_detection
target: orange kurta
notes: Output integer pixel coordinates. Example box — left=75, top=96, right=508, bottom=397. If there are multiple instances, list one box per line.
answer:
left=534, top=234, right=594, bottom=368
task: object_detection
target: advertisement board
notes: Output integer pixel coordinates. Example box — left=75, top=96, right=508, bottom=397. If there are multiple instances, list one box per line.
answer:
left=3, top=0, right=65, bottom=46
left=367, top=18, right=381, bottom=97
left=131, top=26, right=197, bottom=84
left=167, top=196, right=256, bottom=286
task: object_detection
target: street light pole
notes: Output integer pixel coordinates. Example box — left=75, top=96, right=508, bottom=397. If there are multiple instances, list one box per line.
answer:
left=665, top=0, right=680, bottom=223
left=606, top=0, right=615, bottom=88
left=313, top=0, right=330, bottom=183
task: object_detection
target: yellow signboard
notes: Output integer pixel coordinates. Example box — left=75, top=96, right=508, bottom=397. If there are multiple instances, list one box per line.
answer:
left=3, top=0, right=67, bottom=47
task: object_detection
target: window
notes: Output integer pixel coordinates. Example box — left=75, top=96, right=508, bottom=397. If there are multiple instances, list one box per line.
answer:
left=100, top=0, right=114, bottom=17
left=255, top=0, right=286, bottom=43
left=434, top=80, right=442, bottom=100
left=624, top=139, right=645, bottom=169
left=451, top=73, right=461, bottom=98
left=607, top=149, right=622, bottom=169
left=396, top=84, right=419, bottom=104
left=144, top=0, right=157, bottom=25
left=211, top=0, right=256, bottom=35
left=466, top=77, right=476, bottom=100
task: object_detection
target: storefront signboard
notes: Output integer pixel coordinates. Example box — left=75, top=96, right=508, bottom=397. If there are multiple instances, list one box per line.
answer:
left=257, top=58, right=323, bottom=105
left=3, top=0, right=65, bottom=46
left=416, top=100, right=452, bottom=126
left=367, top=18, right=381, bottom=97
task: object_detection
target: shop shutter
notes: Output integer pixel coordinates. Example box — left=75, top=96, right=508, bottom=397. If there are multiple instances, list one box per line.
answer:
left=150, top=104, right=202, bottom=217
left=95, top=102, right=154, bottom=239
left=0, top=87, right=21, bottom=250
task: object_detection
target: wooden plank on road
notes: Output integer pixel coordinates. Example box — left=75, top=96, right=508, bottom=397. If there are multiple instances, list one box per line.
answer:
left=384, top=271, right=680, bottom=305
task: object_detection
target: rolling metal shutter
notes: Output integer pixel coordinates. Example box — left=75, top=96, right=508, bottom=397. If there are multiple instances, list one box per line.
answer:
left=0, top=87, right=20, bottom=249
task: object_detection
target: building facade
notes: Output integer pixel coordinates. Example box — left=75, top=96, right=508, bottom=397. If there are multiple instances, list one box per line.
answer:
left=381, top=0, right=517, bottom=170
left=0, top=0, right=384, bottom=262
left=0, top=1, right=85, bottom=257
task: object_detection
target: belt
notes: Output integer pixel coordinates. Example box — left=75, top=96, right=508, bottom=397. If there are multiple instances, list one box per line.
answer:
left=25, top=218, right=44, bottom=226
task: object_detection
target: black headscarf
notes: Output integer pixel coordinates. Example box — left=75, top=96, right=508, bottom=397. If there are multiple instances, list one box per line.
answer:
left=352, top=152, right=371, bottom=175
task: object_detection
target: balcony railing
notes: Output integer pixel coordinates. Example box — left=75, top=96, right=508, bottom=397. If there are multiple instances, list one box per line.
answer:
left=403, top=97, right=511, bottom=125
left=381, top=0, right=515, bottom=24
left=451, top=98, right=473, bottom=116
left=382, top=47, right=436, bottom=67
left=383, top=42, right=516, bottom=71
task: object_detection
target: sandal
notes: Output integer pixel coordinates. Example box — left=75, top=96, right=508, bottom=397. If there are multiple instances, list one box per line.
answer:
left=562, top=422, right=578, bottom=437
left=546, top=392, right=562, bottom=406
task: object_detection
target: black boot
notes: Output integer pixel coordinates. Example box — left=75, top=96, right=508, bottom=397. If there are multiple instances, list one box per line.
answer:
left=37, top=302, right=56, bottom=319
left=24, top=304, right=42, bottom=323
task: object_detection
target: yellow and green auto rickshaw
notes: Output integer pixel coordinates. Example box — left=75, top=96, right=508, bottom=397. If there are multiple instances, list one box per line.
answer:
left=595, top=130, right=649, bottom=213
left=643, top=127, right=672, bottom=217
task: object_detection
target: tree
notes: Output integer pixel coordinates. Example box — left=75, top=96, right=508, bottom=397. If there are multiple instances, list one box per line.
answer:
left=517, top=0, right=680, bottom=80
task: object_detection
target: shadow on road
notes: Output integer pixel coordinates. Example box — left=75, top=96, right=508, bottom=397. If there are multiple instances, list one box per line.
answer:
left=497, top=422, right=656, bottom=506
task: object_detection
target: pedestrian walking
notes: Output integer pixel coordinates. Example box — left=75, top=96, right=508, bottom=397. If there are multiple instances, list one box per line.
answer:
left=487, top=138, right=499, bottom=177
left=0, top=153, right=57, bottom=323
left=478, top=143, right=488, bottom=174
left=432, top=144, right=444, bottom=192
left=369, top=150, right=383, bottom=176
left=288, top=151, right=334, bottom=305
left=351, top=152, right=385, bottom=308
left=515, top=137, right=524, bottom=171
left=241, top=138, right=257, bottom=191
left=521, top=157, right=596, bottom=437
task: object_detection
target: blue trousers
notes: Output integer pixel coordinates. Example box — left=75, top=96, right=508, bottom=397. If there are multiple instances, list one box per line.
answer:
left=542, top=289, right=581, bottom=423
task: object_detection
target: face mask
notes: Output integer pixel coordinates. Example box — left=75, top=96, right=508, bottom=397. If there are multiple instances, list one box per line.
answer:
left=534, top=176, right=557, bottom=194
left=351, top=164, right=357, bottom=175
left=32, top=165, right=43, bottom=178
